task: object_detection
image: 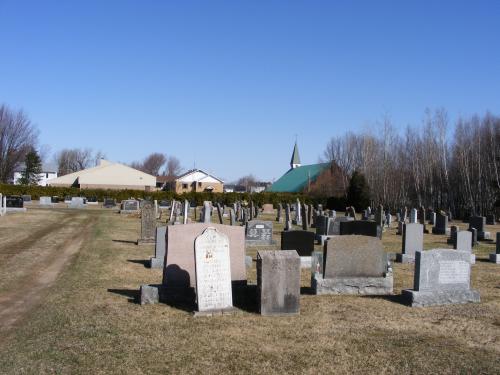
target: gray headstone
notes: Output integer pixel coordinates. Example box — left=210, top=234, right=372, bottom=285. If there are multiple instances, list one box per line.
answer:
left=323, top=235, right=387, bottom=278
left=339, top=220, right=382, bottom=239
left=397, top=223, right=423, bottom=263
left=138, top=201, right=156, bottom=244
left=245, top=220, right=273, bottom=246
left=257, top=250, right=300, bottom=316
left=202, top=201, right=211, bottom=223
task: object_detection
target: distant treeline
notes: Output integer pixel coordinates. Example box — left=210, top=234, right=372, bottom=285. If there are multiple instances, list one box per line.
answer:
left=322, top=109, right=500, bottom=217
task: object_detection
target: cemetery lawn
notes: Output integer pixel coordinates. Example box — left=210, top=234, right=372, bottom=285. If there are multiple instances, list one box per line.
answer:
left=0, top=208, right=499, bottom=374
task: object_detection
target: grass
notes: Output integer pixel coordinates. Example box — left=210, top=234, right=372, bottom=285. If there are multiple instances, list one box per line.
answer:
left=0, top=208, right=499, bottom=374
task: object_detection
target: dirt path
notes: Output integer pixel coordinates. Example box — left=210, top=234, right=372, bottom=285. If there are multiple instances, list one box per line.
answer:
left=0, top=212, right=97, bottom=336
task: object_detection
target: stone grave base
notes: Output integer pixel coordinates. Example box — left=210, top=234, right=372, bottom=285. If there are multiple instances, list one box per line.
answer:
left=137, top=239, right=155, bottom=246
left=489, top=253, right=500, bottom=264
left=5, top=207, right=27, bottom=213
left=245, top=240, right=275, bottom=247
left=300, top=256, right=311, bottom=268
left=478, top=231, right=491, bottom=240
left=193, top=307, right=236, bottom=317
left=150, top=257, right=164, bottom=269
left=403, top=288, right=480, bottom=307
left=312, top=273, right=393, bottom=295
left=395, top=253, right=415, bottom=263
left=87, top=202, right=99, bottom=205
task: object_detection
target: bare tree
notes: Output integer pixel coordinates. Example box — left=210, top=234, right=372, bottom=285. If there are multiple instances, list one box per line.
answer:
left=130, top=152, right=166, bottom=175
left=0, top=104, right=38, bottom=183
left=165, top=156, right=182, bottom=177
left=237, top=174, right=257, bottom=192
left=55, top=148, right=95, bottom=176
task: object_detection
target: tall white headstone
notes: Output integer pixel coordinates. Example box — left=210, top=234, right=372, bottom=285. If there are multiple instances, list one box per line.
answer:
left=195, top=227, right=233, bottom=313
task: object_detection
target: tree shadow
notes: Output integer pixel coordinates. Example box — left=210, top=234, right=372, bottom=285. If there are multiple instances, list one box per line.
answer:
left=108, top=288, right=140, bottom=304
left=127, top=259, right=150, bottom=268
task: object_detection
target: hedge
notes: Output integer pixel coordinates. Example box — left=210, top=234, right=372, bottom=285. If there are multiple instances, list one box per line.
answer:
left=0, top=184, right=332, bottom=207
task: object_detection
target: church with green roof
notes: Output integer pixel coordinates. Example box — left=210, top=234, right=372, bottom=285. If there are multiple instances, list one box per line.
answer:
left=267, top=142, right=331, bottom=193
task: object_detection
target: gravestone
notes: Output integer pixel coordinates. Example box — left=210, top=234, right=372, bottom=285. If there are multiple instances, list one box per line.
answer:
left=302, top=205, right=309, bottom=230
left=486, top=214, right=495, bottom=225
left=150, top=226, right=167, bottom=268
left=39, top=196, right=53, bottom=206
left=162, top=223, right=246, bottom=288
left=120, top=199, right=139, bottom=214
left=285, top=204, right=291, bottom=231
left=202, top=201, right=211, bottom=223
left=432, top=212, right=449, bottom=235
left=103, top=198, right=116, bottom=208
left=229, top=208, right=235, bottom=226
left=447, top=225, right=459, bottom=245
left=68, top=197, right=86, bottom=209
left=6, top=196, right=26, bottom=212
left=454, top=231, right=475, bottom=264
left=21, top=195, right=32, bottom=203
left=410, top=208, right=418, bottom=224
left=281, top=230, right=315, bottom=257
left=308, top=204, right=314, bottom=228
left=429, top=212, right=436, bottom=225
left=313, top=235, right=392, bottom=295
left=375, top=205, right=384, bottom=228
left=138, top=201, right=156, bottom=245
left=245, top=220, right=273, bottom=246
left=468, top=227, right=478, bottom=247
left=385, top=213, right=392, bottom=228
left=403, top=249, right=480, bottom=307
left=339, top=220, right=382, bottom=239
left=489, top=232, right=500, bottom=263
left=293, top=199, right=302, bottom=225
left=194, top=227, right=233, bottom=315
left=257, top=250, right=300, bottom=316
left=262, top=204, right=274, bottom=214
left=396, top=223, right=423, bottom=263
left=469, top=216, right=490, bottom=240
left=183, top=200, right=189, bottom=224
left=216, top=203, right=224, bottom=224
left=276, top=203, right=283, bottom=223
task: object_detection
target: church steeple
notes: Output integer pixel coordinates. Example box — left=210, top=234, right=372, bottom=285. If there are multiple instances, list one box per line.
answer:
left=290, top=141, right=301, bottom=169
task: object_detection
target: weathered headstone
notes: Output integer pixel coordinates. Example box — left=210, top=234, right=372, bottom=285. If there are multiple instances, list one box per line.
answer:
left=302, top=205, right=309, bottom=230
left=409, top=208, right=418, bottom=224
left=194, top=227, right=233, bottom=315
left=138, top=201, right=156, bottom=245
left=293, top=199, right=302, bottom=225
left=202, top=201, right=211, bottom=223
left=68, top=197, right=85, bottom=209
left=229, top=208, right=235, bottom=226
left=183, top=199, right=189, bottom=224
left=285, top=204, right=291, bottom=231
left=257, top=250, right=300, bottom=316
left=103, top=198, right=116, bottom=208
left=245, top=220, right=273, bottom=246
left=403, top=249, right=480, bottom=307
left=150, top=226, right=167, bottom=268
left=454, top=231, right=475, bottom=264
left=276, top=203, right=283, bottom=223
left=396, top=223, right=423, bottom=263
left=216, top=203, right=224, bottom=224
left=313, top=235, right=392, bottom=295
left=262, top=204, right=274, bottom=214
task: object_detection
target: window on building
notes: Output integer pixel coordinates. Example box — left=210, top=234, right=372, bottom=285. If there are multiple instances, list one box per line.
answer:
left=182, top=183, right=188, bottom=189
left=198, top=182, right=202, bottom=187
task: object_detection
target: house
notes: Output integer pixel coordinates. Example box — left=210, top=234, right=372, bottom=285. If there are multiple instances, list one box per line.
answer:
left=47, top=159, right=156, bottom=191
left=174, top=169, right=224, bottom=194
left=13, top=164, right=58, bottom=187
left=267, top=142, right=344, bottom=195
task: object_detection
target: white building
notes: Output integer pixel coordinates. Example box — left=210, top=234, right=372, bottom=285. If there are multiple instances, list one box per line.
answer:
left=13, top=164, right=58, bottom=187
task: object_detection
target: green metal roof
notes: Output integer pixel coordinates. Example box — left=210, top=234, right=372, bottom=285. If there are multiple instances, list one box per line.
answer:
left=290, top=142, right=301, bottom=166
left=267, top=163, right=330, bottom=193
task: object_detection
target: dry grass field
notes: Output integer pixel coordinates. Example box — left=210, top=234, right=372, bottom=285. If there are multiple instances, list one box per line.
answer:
left=0, top=206, right=499, bottom=374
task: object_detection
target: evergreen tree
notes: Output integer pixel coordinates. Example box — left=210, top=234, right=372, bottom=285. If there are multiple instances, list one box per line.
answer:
left=347, top=170, right=371, bottom=211
left=18, top=148, right=42, bottom=185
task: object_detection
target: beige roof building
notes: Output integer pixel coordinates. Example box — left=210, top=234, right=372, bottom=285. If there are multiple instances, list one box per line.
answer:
left=175, top=169, right=224, bottom=194
left=47, top=159, right=157, bottom=191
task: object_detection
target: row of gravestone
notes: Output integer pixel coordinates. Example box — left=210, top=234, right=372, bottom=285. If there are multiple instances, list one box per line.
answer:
left=139, top=221, right=485, bottom=312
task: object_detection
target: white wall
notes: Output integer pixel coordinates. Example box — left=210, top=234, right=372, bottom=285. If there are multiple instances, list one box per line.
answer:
left=13, top=171, right=58, bottom=187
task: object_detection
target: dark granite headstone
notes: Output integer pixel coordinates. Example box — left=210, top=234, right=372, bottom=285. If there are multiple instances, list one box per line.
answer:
left=339, top=220, right=382, bottom=239
left=6, top=196, right=23, bottom=208
left=281, top=230, right=315, bottom=256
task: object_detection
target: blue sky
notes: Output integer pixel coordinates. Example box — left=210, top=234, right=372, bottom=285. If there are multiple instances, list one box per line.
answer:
left=1, top=1, right=499, bottom=182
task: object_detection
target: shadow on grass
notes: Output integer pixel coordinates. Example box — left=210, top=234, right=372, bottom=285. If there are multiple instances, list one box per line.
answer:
left=112, top=239, right=137, bottom=244
left=108, top=288, right=140, bottom=304
left=232, top=284, right=258, bottom=313
left=300, top=286, right=315, bottom=295
left=128, top=259, right=150, bottom=268
left=362, top=293, right=409, bottom=306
